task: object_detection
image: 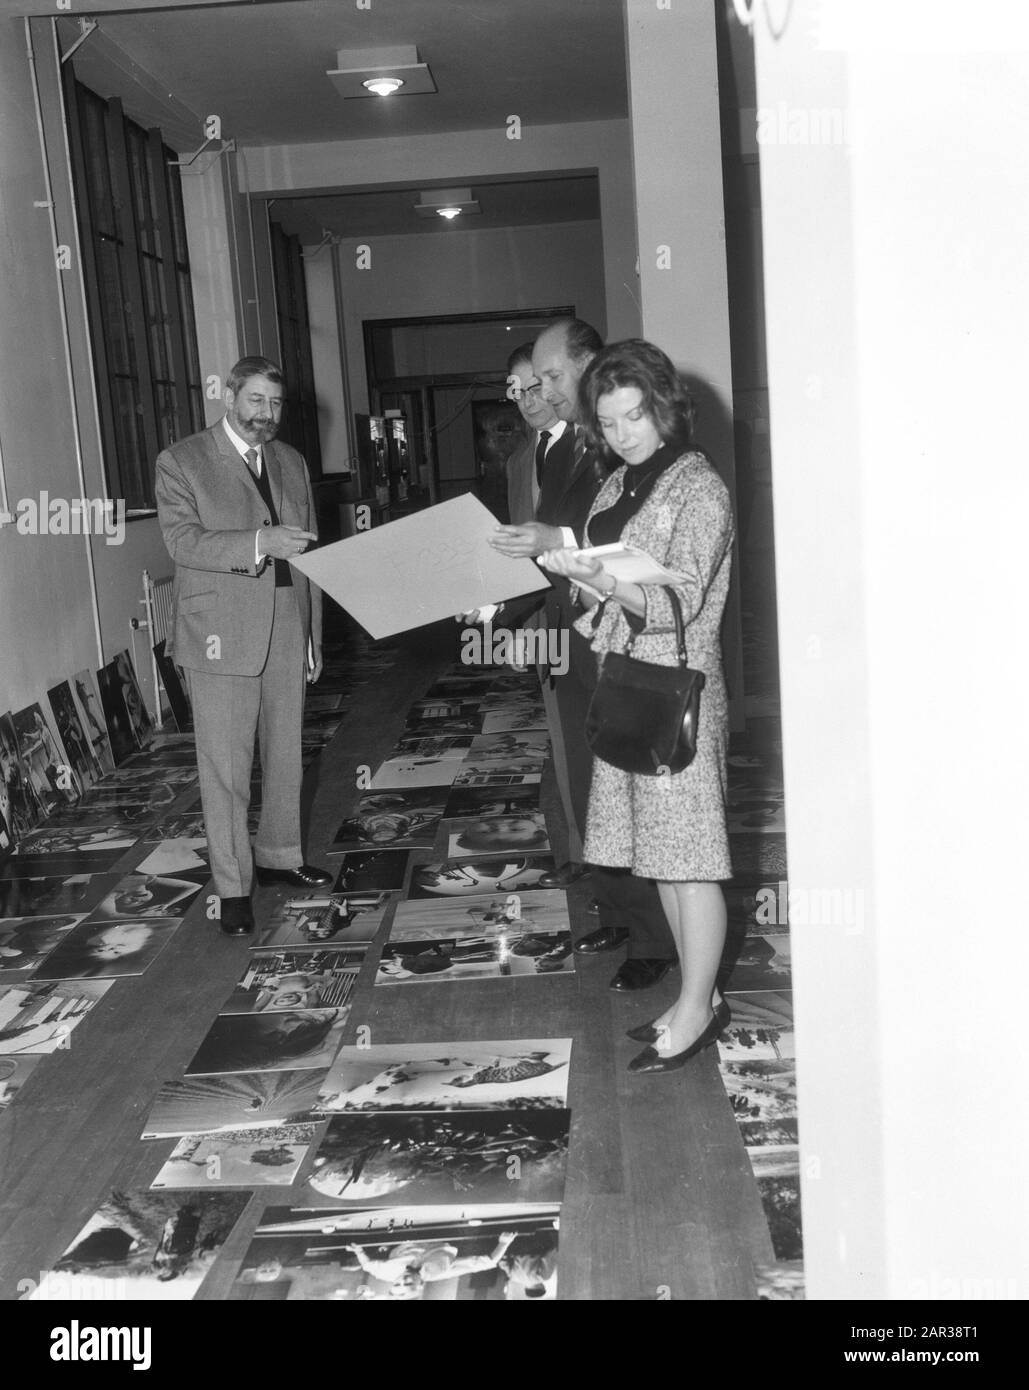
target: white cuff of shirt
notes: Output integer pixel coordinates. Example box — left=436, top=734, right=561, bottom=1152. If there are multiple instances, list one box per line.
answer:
left=560, top=526, right=577, bottom=548
left=255, top=530, right=263, bottom=569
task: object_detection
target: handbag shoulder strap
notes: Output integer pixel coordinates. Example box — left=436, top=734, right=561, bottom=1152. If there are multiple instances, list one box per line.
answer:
left=626, top=586, right=689, bottom=666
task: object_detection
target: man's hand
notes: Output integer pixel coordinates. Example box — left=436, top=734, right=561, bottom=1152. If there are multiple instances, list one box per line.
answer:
left=455, top=603, right=503, bottom=625
left=539, top=548, right=605, bottom=585
left=258, top=525, right=316, bottom=561
left=488, top=522, right=566, bottom=559
left=307, top=638, right=323, bottom=684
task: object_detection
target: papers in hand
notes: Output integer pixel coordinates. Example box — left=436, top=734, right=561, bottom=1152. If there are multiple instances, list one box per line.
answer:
left=576, top=543, right=685, bottom=586
left=290, top=493, right=548, bottom=640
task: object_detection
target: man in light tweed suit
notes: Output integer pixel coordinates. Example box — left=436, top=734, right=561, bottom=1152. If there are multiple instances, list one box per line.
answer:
left=156, top=355, right=331, bottom=936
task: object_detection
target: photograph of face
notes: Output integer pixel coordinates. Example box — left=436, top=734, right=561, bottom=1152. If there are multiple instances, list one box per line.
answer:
left=222, top=948, right=363, bottom=1014
left=316, top=1038, right=572, bottom=1114
left=96, top=659, right=140, bottom=766
left=0, top=914, right=86, bottom=977
left=303, top=1110, right=570, bottom=1208
left=29, top=1189, right=250, bottom=1301
left=89, top=871, right=207, bottom=922
left=445, top=811, right=549, bottom=858
left=31, top=916, right=181, bottom=980
left=407, top=855, right=555, bottom=899
left=151, top=1125, right=320, bottom=1190
left=184, top=1008, right=349, bottom=1077
left=0, top=978, right=112, bottom=1053
left=112, top=649, right=153, bottom=750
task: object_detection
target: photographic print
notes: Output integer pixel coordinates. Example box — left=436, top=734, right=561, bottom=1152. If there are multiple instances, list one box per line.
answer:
left=391, top=733, right=474, bottom=758
left=721, top=1060, right=798, bottom=1123
left=29, top=1189, right=250, bottom=1301
left=122, top=744, right=198, bottom=770
left=78, top=783, right=179, bottom=814
left=0, top=914, right=86, bottom=978
left=721, top=933, right=792, bottom=991
left=254, top=892, right=392, bottom=951
left=754, top=1259, right=805, bottom=1301
left=451, top=767, right=541, bottom=788
left=0, top=1054, right=45, bottom=1110
left=1, top=711, right=46, bottom=836
left=757, top=1174, right=803, bottom=1262
left=368, top=756, right=464, bottom=790
left=729, top=833, right=788, bottom=878
left=375, top=931, right=574, bottom=984
left=134, top=839, right=209, bottom=876
left=717, top=1023, right=795, bottom=1064
left=13, top=824, right=137, bottom=857
left=0, top=977, right=112, bottom=1053
left=185, top=1009, right=349, bottom=1076
left=747, top=1145, right=801, bottom=1180
left=737, top=1117, right=800, bottom=1150
left=71, top=669, right=115, bottom=776
left=222, top=948, right=363, bottom=1014
left=151, top=640, right=192, bottom=732
left=0, top=872, right=121, bottom=921
left=142, top=1068, right=327, bottom=1138
left=724, top=880, right=789, bottom=932
left=407, top=855, right=556, bottom=899
left=404, top=714, right=483, bottom=737
left=467, top=732, right=550, bottom=761
left=315, top=1039, right=572, bottom=1114
left=13, top=703, right=79, bottom=816
left=332, top=849, right=411, bottom=893
left=303, top=1109, right=570, bottom=1208
left=32, top=915, right=181, bottom=981
left=88, top=870, right=207, bottom=921
left=113, top=649, right=154, bottom=749
left=150, top=1124, right=321, bottom=1190
left=330, top=789, right=446, bottom=851
left=390, top=889, right=570, bottom=942
left=406, top=699, right=482, bottom=723
left=479, top=708, right=548, bottom=734
left=444, top=810, right=549, bottom=859
left=96, top=658, right=141, bottom=766
left=103, top=765, right=197, bottom=788
left=443, top=782, right=540, bottom=819
left=231, top=1203, right=561, bottom=1301
left=48, top=679, right=103, bottom=792
left=722, top=989, right=794, bottom=1032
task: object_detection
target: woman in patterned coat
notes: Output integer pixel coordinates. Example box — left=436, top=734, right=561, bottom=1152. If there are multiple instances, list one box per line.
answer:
left=540, top=340, right=735, bottom=1074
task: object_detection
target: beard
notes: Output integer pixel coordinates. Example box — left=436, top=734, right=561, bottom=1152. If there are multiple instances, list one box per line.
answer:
left=230, top=408, right=279, bottom=445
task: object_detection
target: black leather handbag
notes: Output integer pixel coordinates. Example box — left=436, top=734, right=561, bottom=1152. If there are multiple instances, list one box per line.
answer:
left=585, top=587, right=704, bottom=776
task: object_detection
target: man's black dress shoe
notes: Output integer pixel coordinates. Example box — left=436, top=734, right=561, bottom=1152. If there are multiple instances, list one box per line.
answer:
left=627, top=1007, right=727, bottom=1074
left=574, top=923, right=629, bottom=955
left=255, top=863, right=333, bottom=889
left=538, top=862, right=588, bottom=889
left=627, top=997, right=731, bottom=1043
left=609, top=957, right=672, bottom=992
left=219, top=895, right=254, bottom=936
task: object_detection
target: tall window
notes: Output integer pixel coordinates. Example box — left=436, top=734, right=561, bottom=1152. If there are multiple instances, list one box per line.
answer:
left=65, top=79, right=204, bottom=511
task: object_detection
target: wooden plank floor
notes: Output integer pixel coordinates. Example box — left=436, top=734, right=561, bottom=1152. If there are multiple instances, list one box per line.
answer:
left=0, top=618, right=773, bottom=1301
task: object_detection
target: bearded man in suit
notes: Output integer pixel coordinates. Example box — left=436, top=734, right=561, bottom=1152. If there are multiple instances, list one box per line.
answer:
left=155, top=355, right=331, bottom=937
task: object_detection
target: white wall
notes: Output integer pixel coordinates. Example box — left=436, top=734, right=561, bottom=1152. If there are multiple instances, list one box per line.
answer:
left=244, top=118, right=640, bottom=345
left=331, top=219, right=605, bottom=416
left=754, top=0, right=1029, bottom=1298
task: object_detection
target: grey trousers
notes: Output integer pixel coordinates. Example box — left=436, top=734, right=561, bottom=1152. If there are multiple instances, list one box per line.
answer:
left=187, top=587, right=305, bottom=897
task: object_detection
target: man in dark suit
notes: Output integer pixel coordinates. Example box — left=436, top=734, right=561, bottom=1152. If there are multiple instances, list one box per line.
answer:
left=490, top=320, right=675, bottom=991
left=155, top=355, right=331, bottom=937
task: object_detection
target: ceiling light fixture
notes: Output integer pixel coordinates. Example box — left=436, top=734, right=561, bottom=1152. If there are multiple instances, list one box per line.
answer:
left=327, top=44, right=436, bottom=99
left=363, top=76, right=404, bottom=97
left=414, top=188, right=481, bottom=221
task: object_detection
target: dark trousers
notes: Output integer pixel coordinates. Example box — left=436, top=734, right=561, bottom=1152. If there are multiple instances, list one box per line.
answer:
left=552, top=626, right=674, bottom=962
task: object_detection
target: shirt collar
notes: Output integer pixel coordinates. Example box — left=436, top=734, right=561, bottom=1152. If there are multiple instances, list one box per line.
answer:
left=539, top=418, right=567, bottom=444
left=223, top=416, right=261, bottom=466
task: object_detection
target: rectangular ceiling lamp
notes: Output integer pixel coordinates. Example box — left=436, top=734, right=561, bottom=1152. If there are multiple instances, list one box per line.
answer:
left=327, top=43, right=437, bottom=98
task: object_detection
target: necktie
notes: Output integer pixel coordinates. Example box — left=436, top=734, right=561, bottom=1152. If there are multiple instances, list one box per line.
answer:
left=572, top=427, right=586, bottom=470
left=244, top=447, right=292, bottom=587
left=534, top=430, right=551, bottom=488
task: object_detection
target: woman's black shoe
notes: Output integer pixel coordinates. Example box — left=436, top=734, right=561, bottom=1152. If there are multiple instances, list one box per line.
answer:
left=625, top=1000, right=734, bottom=1050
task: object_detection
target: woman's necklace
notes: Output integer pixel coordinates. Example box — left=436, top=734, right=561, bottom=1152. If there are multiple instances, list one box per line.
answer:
left=625, top=456, right=666, bottom=497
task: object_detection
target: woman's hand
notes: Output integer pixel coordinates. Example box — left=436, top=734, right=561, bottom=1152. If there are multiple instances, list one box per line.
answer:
left=538, top=548, right=606, bottom=585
